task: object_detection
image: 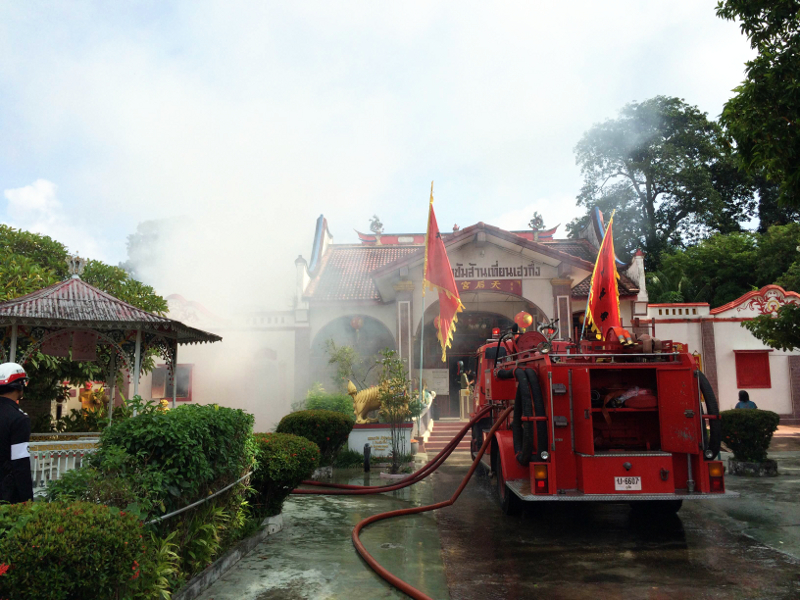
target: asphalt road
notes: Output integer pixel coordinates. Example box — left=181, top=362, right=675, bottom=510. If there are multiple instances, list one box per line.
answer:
left=432, top=455, right=800, bottom=600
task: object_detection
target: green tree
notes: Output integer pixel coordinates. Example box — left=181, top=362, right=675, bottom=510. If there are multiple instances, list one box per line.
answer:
left=647, top=223, right=800, bottom=306
left=377, top=350, right=411, bottom=475
left=567, top=96, right=756, bottom=269
left=744, top=303, right=800, bottom=352
left=717, top=1, right=800, bottom=207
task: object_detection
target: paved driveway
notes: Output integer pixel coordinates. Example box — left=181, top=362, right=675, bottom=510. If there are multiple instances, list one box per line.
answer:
left=199, top=446, right=800, bottom=600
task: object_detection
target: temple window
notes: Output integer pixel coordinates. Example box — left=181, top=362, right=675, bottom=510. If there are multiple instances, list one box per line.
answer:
left=734, top=351, right=771, bottom=388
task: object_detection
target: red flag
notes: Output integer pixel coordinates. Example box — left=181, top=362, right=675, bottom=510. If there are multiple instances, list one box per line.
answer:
left=585, top=212, right=622, bottom=341
left=423, top=183, right=464, bottom=362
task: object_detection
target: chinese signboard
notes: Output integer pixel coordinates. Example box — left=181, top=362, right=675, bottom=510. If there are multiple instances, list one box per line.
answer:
left=456, top=279, right=523, bottom=294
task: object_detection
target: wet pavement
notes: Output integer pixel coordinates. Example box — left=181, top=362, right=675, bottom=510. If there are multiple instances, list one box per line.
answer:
left=434, top=453, right=800, bottom=600
left=199, top=445, right=800, bottom=600
left=197, top=469, right=449, bottom=600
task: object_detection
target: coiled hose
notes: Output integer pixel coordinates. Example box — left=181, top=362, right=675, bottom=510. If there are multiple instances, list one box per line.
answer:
left=291, top=404, right=513, bottom=600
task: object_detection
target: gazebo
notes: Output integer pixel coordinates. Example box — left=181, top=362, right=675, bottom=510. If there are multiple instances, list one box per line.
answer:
left=0, top=256, right=221, bottom=419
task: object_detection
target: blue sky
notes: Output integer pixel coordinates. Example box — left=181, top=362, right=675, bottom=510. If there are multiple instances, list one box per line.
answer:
left=0, top=2, right=753, bottom=312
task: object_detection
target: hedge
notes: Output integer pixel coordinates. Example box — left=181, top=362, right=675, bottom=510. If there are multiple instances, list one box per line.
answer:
left=251, top=433, right=320, bottom=517
left=0, top=502, right=159, bottom=600
left=276, top=410, right=353, bottom=465
left=45, top=404, right=259, bottom=594
left=721, top=409, right=780, bottom=463
left=99, top=404, right=255, bottom=513
left=304, top=390, right=355, bottom=418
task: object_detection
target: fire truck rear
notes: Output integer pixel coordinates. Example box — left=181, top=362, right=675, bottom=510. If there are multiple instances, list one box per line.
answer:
left=469, top=322, right=733, bottom=515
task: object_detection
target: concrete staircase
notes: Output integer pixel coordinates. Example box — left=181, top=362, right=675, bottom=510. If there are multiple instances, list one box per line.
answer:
left=424, top=420, right=471, bottom=454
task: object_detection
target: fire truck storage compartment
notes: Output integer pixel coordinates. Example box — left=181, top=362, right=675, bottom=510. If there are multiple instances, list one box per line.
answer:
left=576, top=453, right=675, bottom=494
left=589, top=368, right=660, bottom=453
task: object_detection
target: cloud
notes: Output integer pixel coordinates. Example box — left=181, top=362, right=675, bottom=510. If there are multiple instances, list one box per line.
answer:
left=4, top=179, right=59, bottom=218
left=0, top=1, right=755, bottom=312
left=3, top=179, right=102, bottom=258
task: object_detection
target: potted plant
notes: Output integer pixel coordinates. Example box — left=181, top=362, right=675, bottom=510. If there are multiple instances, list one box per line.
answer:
left=720, top=409, right=780, bottom=476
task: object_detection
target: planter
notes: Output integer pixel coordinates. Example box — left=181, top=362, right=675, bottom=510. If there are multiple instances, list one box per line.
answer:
left=348, top=423, right=413, bottom=457
left=379, top=471, right=411, bottom=480
left=410, top=440, right=419, bottom=455
left=728, top=458, right=778, bottom=477
left=312, top=466, right=333, bottom=480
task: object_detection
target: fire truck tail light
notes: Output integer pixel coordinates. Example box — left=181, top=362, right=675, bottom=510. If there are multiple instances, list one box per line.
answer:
left=492, top=328, right=500, bottom=338
left=531, top=463, right=548, bottom=494
left=708, top=461, right=725, bottom=492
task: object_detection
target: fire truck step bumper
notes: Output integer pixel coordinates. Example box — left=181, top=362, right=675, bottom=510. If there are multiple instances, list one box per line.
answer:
left=505, top=479, right=739, bottom=501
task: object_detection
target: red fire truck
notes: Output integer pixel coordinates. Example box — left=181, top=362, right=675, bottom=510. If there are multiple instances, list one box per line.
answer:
left=469, top=321, right=731, bottom=515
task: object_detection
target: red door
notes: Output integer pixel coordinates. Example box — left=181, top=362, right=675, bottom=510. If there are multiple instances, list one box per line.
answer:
left=571, top=367, right=594, bottom=456
left=657, top=369, right=700, bottom=454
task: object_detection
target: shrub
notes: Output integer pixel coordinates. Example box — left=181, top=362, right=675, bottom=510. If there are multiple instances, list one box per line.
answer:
left=721, top=409, right=780, bottom=463
left=99, top=404, right=255, bottom=513
left=304, top=389, right=355, bottom=418
left=251, top=433, right=320, bottom=517
left=276, top=410, right=353, bottom=465
left=332, top=448, right=365, bottom=468
left=46, top=445, right=165, bottom=517
left=0, top=501, right=153, bottom=600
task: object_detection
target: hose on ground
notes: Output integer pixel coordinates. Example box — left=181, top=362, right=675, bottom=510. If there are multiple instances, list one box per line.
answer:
left=293, top=404, right=493, bottom=494
left=351, top=405, right=514, bottom=600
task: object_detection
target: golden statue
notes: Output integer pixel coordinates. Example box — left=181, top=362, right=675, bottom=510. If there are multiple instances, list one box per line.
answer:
left=348, top=380, right=383, bottom=424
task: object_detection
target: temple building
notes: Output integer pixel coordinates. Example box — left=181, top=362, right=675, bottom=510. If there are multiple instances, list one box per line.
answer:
left=146, top=212, right=799, bottom=429
left=292, top=212, right=646, bottom=419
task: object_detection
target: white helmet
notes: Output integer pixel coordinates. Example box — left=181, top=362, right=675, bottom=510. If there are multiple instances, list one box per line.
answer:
left=0, top=363, right=28, bottom=388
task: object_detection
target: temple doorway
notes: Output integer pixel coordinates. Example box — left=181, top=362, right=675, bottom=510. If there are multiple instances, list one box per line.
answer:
left=415, top=291, right=545, bottom=419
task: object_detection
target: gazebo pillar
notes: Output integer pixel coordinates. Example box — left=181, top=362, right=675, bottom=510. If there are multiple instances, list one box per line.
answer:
left=133, top=329, right=142, bottom=415
left=9, top=323, right=17, bottom=363
left=107, top=353, right=117, bottom=423
left=171, top=341, right=179, bottom=410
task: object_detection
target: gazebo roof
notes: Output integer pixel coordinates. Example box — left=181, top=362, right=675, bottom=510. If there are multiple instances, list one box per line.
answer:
left=0, top=277, right=220, bottom=345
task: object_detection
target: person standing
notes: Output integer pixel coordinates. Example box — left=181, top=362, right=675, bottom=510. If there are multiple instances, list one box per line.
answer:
left=0, top=363, right=34, bottom=504
left=735, top=390, right=758, bottom=410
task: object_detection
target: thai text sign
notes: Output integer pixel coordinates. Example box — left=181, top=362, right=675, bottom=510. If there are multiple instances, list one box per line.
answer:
left=452, top=261, right=541, bottom=279
left=457, top=279, right=522, bottom=294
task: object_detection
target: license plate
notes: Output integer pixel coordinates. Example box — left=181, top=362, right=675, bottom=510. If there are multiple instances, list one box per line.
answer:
left=614, top=476, right=641, bottom=491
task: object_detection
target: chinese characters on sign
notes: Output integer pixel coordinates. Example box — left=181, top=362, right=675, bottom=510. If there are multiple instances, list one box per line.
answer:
left=451, top=261, right=540, bottom=279
left=457, top=279, right=522, bottom=293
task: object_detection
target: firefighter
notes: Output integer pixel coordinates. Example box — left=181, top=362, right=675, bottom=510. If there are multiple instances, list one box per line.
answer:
left=0, top=362, right=34, bottom=504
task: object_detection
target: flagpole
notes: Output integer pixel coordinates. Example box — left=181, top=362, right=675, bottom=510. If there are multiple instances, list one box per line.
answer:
left=418, top=182, right=433, bottom=432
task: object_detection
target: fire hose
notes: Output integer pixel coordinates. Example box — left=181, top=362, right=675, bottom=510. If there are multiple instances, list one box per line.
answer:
left=291, top=404, right=514, bottom=600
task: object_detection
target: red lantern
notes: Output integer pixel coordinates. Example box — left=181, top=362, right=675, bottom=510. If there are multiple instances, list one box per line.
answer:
left=514, top=311, right=533, bottom=330
left=350, top=316, right=364, bottom=331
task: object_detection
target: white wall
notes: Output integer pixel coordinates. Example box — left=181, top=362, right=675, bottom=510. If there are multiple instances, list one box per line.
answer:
left=138, top=327, right=296, bottom=433
left=713, top=321, right=793, bottom=414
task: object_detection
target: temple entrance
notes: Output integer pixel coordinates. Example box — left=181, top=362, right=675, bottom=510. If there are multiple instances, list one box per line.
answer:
left=415, top=291, right=545, bottom=419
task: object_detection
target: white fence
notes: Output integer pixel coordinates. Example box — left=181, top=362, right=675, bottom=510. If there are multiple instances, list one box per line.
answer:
left=30, top=439, right=99, bottom=496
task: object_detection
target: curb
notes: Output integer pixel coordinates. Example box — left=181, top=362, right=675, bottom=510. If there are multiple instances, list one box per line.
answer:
left=173, top=514, right=284, bottom=600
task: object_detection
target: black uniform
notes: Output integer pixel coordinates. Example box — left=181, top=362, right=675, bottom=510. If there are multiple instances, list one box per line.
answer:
left=0, top=396, right=34, bottom=503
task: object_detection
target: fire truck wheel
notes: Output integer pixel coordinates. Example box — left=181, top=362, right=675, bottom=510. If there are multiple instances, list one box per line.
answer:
left=494, top=450, right=521, bottom=516
left=471, top=424, right=485, bottom=461
left=698, top=371, right=722, bottom=459
left=630, top=500, right=683, bottom=516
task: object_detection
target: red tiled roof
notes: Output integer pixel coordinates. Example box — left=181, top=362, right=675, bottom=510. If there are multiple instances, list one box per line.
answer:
left=572, top=273, right=639, bottom=298
left=306, top=246, right=420, bottom=302
left=542, top=239, right=598, bottom=263
left=0, top=278, right=220, bottom=344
